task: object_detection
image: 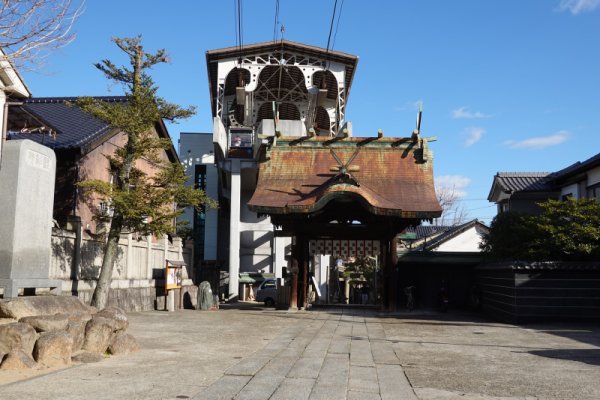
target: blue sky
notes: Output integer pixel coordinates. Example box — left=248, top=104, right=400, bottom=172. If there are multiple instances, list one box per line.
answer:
left=20, top=0, right=600, bottom=224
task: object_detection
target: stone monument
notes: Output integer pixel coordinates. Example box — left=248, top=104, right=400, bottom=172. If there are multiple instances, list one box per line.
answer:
left=0, top=139, right=62, bottom=298
left=197, top=281, right=213, bottom=310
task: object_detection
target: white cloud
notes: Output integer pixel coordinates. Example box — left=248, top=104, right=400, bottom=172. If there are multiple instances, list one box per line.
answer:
left=394, top=100, right=422, bottom=112
left=557, top=0, right=600, bottom=14
left=464, top=127, right=485, bottom=147
left=505, top=130, right=570, bottom=149
left=435, top=175, right=471, bottom=198
left=451, top=106, right=491, bottom=119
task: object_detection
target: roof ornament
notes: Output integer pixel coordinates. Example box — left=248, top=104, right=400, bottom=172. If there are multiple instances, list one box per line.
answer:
left=329, top=148, right=360, bottom=186
left=411, top=102, right=423, bottom=142
left=411, top=102, right=429, bottom=163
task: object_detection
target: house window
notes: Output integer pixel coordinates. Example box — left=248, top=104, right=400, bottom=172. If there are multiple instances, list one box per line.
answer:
left=561, top=193, right=573, bottom=201
left=587, top=184, right=600, bottom=203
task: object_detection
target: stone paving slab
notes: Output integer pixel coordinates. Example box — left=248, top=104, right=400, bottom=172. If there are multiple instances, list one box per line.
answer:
left=350, top=337, right=374, bottom=366
left=371, top=339, right=401, bottom=365
left=288, top=356, right=326, bottom=379
left=234, top=374, right=283, bottom=400
left=328, top=337, right=351, bottom=354
left=270, top=377, right=316, bottom=400
left=224, top=356, right=272, bottom=376
left=309, top=383, right=348, bottom=400
left=192, top=375, right=252, bottom=400
left=347, top=390, right=382, bottom=400
left=377, top=364, right=417, bottom=400
left=348, top=365, right=379, bottom=393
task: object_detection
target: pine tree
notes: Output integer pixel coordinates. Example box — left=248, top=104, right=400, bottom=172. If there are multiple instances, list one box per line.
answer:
left=77, top=36, right=216, bottom=310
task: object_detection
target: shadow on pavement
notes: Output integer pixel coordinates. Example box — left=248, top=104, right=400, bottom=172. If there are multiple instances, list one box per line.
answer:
left=529, top=348, right=600, bottom=366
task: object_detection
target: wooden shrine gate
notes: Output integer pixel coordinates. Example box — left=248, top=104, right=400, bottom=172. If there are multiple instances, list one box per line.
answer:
left=248, top=133, right=442, bottom=311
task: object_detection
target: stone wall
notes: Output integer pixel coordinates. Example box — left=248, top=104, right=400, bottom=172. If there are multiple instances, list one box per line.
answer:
left=49, top=228, right=194, bottom=312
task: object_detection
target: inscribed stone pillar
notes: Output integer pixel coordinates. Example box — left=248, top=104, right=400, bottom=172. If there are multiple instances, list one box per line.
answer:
left=0, top=140, right=62, bottom=297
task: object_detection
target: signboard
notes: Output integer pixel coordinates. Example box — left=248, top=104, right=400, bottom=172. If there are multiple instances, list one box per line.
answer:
left=165, top=260, right=185, bottom=290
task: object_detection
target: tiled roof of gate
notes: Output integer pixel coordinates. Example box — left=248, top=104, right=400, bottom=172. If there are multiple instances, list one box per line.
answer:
left=247, top=136, right=442, bottom=218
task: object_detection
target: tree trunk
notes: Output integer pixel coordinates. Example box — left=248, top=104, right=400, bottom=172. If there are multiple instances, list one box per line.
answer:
left=90, top=215, right=123, bottom=310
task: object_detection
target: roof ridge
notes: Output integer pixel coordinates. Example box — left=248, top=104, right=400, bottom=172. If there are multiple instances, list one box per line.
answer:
left=496, top=172, right=552, bottom=176
left=25, top=96, right=128, bottom=104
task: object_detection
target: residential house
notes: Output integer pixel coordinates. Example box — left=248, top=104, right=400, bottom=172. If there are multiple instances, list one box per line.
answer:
left=6, top=96, right=179, bottom=234
left=399, top=219, right=489, bottom=252
left=482, top=152, right=600, bottom=323
left=552, top=152, right=600, bottom=201
left=487, top=172, right=559, bottom=214
left=488, top=151, right=600, bottom=214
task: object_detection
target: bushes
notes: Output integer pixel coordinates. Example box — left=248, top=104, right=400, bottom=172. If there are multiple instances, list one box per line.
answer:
left=481, top=198, right=600, bottom=261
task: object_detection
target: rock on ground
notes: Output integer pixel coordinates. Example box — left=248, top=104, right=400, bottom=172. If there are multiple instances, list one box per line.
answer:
left=108, top=332, right=139, bottom=355
left=19, top=315, right=69, bottom=332
left=0, top=349, right=37, bottom=370
left=82, top=316, right=115, bottom=354
left=0, top=322, right=39, bottom=355
left=71, top=351, right=104, bottom=364
left=0, top=296, right=94, bottom=320
left=66, top=320, right=87, bottom=353
left=96, top=307, right=129, bottom=332
left=33, top=331, right=73, bottom=367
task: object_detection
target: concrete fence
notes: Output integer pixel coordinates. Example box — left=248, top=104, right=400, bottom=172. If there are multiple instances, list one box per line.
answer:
left=49, top=228, right=195, bottom=311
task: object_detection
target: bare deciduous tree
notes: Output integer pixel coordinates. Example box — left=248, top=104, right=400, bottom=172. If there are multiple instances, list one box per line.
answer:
left=0, top=0, right=84, bottom=68
left=433, top=184, right=469, bottom=226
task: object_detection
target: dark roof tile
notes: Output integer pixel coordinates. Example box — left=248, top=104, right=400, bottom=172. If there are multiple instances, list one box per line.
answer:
left=494, top=172, right=555, bottom=193
left=550, top=152, right=600, bottom=182
left=7, top=96, right=127, bottom=150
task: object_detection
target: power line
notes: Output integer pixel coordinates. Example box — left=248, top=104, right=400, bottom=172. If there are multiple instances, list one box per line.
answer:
left=233, top=0, right=238, bottom=50
left=273, top=0, right=280, bottom=42
left=325, top=0, right=338, bottom=55
left=331, top=0, right=345, bottom=50
left=234, top=0, right=244, bottom=63
left=240, top=0, right=244, bottom=51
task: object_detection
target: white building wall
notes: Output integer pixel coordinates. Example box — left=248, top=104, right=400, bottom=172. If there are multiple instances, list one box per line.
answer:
left=560, top=183, right=579, bottom=199
left=178, top=132, right=219, bottom=260
left=587, top=166, right=600, bottom=186
left=434, top=226, right=485, bottom=252
left=274, top=236, right=291, bottom=278
left=0, top=91, right=6, bottom=160
left=313, top=254, right=329, bottom=304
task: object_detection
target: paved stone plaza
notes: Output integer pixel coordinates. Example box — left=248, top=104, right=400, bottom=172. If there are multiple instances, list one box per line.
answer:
left=1, top=305, right=599, bottom=399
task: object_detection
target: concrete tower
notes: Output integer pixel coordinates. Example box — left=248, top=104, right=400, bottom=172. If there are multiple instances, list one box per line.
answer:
left=202, top=40, right=358, bottom=300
